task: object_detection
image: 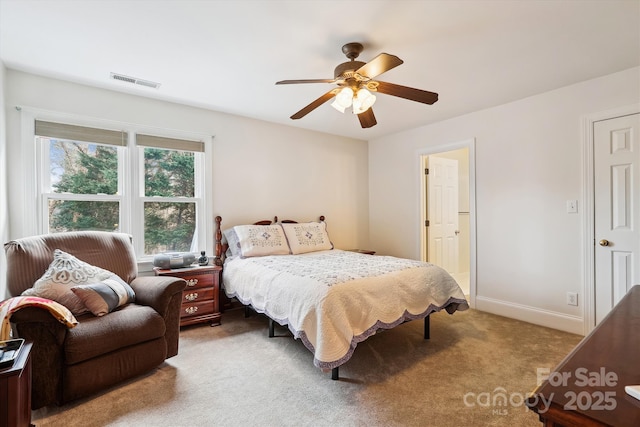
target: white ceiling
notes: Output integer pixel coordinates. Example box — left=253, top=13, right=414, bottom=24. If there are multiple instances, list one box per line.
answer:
left=1, top=0, right=639, bottom=140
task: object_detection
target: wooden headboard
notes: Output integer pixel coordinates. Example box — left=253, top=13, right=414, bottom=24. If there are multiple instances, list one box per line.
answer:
left=213, top=215, right=326, bottom=265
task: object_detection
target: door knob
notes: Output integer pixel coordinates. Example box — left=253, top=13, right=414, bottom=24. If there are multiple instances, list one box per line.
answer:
left=599, top=239, right=610, bottom=247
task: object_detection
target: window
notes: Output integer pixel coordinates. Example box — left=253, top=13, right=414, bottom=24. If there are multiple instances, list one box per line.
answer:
left=35, top=119, right=210, bottom=259
left=137, top=134, right=204, bottom=255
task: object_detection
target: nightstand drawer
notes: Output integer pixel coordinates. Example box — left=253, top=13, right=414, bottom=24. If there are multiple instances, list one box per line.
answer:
left=181, top=272, right=214, bottom=289
left=182, top=287, right=214, bottom=303
left=181, top=300, right=214, bottom=318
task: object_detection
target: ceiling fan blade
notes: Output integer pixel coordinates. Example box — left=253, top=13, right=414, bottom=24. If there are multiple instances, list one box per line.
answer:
left=357, top=108, right=377, bottom=128
left=276, top=79, right=335, bottom=85
left=375, top=80, right=439, bottom=104
left=290, top=89, right=338, bottom=120
left=356, top=53, right=404, bottom=79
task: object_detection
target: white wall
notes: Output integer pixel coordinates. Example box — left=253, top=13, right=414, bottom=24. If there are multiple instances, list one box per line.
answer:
left=2, top=71, right=369, bottom=295
left=0, top=64, right=8, bottom=298
left=369, top=67, right=640, bottom=334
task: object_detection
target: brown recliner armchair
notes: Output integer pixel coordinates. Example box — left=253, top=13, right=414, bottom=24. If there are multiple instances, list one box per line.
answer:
left=4, top=231, right=186, bottom=409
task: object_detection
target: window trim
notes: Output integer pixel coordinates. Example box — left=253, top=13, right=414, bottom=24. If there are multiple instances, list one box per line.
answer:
left=20, top=107, right=213, bottom=265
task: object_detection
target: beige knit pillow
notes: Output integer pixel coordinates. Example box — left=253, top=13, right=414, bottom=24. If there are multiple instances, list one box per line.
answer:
left=22, top=249, right=114, bottom=315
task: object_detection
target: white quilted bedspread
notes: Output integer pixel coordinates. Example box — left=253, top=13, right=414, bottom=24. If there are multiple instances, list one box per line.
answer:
left=223, top=249, right=469, bottom=369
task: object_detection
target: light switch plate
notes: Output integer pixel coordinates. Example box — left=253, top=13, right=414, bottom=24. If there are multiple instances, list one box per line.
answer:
left=566, top=200, right=578, bottom=213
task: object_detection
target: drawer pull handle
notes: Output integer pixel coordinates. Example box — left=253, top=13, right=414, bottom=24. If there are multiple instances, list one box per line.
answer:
left=186, top=278, right=199, bottom=287
left=185, top=293, right=198, bottom=301
left=184, top=306, right=199, bottom=315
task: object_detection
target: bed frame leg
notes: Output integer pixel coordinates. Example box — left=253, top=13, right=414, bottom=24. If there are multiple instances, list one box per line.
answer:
left=424, top=315, right=430, bottom=340
left=331, top=367, right=339, bottom=380
left=268, top=318, right=275, bottom=338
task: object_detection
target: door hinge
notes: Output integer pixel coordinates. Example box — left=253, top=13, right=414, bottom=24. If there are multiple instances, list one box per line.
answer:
left=425, top=220, right=430, bottom=226
left=425, top=168, right=429, bottom=175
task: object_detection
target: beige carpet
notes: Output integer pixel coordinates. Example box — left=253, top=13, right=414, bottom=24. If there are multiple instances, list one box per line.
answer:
left=32, top=307, right=582, bottom=427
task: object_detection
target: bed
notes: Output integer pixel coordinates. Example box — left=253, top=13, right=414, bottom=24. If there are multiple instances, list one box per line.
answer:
left=214, top=216, right=469, bottom=380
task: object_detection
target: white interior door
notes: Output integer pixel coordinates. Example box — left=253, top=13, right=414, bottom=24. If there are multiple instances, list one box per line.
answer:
left=427, top=156, right=459, bottom=274
left=594, top=113, right=640, bottom=324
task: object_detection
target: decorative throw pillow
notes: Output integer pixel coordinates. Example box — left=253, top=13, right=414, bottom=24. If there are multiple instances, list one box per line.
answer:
left=22, top=249, right=114, bottom=315
left=281, top=221, right=333, bottom=254
left=233, top=224, right=291, bottom=257
left=71, top=274, right=135, bottom=316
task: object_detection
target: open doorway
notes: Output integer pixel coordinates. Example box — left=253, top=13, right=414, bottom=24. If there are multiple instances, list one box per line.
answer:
left=419, top=140, right=475, bottom=302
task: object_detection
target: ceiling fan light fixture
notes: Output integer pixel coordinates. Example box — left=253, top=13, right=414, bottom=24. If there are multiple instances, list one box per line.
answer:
left=352, top=88, right=376, bottom=114
left=331, top=99, right=346, bottom=113
left=331, top=87, right=354, bottom=113
left=337, top=87, right=354, bottom=104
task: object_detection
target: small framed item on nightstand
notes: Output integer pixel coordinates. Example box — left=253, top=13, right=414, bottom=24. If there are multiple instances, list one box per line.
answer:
left=154, top=265, right=222, bottom=327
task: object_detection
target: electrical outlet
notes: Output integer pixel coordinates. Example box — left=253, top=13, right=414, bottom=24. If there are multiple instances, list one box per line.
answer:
left=566, top=200, right=578, bottom=213
left=567, top=292, right=578, bottom=306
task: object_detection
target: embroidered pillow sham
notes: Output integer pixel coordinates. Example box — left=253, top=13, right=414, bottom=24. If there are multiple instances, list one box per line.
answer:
left=281, top=221, right=333, bottom=255
left=233, top=224, right=291, bottom=257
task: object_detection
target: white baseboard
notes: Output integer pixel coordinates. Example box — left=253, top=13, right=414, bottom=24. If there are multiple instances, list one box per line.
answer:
left=475, top=296, right=584, bottom=336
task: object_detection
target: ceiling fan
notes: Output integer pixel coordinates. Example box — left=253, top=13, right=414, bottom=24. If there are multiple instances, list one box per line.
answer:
left=276, top=42, right=438, bottom=129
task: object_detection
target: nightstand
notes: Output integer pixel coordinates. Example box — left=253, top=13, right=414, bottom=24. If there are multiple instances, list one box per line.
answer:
left=154, top=265, right=221, bottom=327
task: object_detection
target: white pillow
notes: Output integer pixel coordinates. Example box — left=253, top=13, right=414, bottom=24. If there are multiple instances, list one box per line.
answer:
left=281, top=222, right=333, bottom=254
left=22, top=249, right=115, bottom=315
left=233, top=224, right=291, bottom=257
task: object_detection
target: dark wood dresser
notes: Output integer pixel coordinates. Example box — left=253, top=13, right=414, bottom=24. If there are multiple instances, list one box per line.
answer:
left=154, top=265, right=222, bottom=327
left=527, top=285, right=640, bottom=426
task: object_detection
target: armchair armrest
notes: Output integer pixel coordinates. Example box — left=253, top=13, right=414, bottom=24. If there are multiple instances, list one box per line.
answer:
left=130, top=276, right=186, bottom=358
left=9, top=306, right=68, bottom=408
left=130, top=276, right=186, bottom=317
left=10, top=306, right=70, bottom=326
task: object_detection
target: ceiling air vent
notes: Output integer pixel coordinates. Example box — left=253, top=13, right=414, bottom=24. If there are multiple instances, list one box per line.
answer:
left=110, top=72, right=160, bottom=89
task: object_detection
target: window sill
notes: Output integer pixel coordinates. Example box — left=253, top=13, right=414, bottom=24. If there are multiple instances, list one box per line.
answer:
left=137, top=259, right=155, bottom=276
